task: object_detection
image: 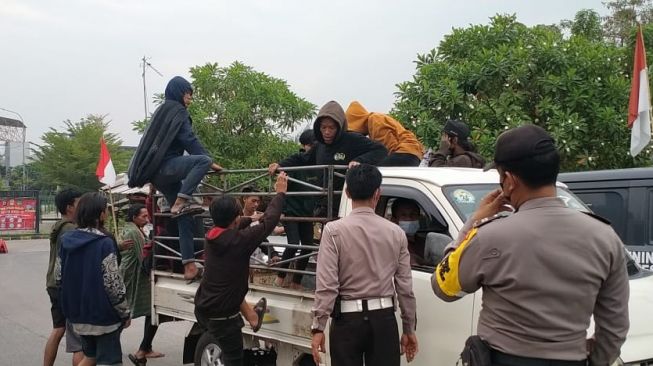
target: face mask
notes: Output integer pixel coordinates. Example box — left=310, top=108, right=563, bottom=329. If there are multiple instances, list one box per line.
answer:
left=398, top=220, right=420, bottom=235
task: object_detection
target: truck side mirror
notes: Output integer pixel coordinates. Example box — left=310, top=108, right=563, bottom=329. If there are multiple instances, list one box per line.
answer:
left=424, top=232, right=452, bottom=266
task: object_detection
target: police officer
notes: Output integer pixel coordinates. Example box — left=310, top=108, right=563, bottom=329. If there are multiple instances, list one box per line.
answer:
left=431, top=125, right=629, bottom=366
left=310, top=164, right=418, bottom=366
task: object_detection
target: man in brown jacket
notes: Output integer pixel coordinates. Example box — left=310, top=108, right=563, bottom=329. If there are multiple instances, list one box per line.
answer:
left=432, top=125, right=629, bottom=366
left=194, top=172, right=288, bottom=366
left=429, top=119, right=485, bottom=168
left=311, top=164, right=418, bottom=366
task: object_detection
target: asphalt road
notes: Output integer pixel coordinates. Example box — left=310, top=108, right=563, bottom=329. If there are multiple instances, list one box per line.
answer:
left=0, top=239, right=192, bottom=366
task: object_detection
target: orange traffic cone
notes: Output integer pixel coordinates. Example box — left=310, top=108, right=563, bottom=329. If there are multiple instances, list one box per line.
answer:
left=0, top=239, right=8, bottom=254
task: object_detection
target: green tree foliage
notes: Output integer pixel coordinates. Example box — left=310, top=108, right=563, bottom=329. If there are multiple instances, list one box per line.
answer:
left=393, top=14, right=652, bottom=171
left=603, top=0, right=653, bottom=45
left=32, top=115, right=130, bottom=191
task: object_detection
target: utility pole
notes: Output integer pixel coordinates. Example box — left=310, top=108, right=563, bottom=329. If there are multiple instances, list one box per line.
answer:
left=141, top=56, right=163, bottom=120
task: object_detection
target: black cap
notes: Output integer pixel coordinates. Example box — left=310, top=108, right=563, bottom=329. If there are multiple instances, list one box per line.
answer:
left=484, top=124, right=557, bottom=171
left=443, top=120, right=470, bottom=141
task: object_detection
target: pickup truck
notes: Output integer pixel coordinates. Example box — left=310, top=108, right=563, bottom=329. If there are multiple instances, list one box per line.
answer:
left=150, top=167, right=653, bottom=366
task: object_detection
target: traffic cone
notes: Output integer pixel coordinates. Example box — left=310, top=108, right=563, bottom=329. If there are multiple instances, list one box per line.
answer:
left=0, top=239, right=8, bottom=254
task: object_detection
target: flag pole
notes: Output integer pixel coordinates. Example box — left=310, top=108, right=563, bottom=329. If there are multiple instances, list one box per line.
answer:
left=107, top=185, right=119, bottom=239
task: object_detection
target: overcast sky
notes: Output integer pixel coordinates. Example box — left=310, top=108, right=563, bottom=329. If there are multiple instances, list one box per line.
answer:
left=1, top=0, right=605, bottom=147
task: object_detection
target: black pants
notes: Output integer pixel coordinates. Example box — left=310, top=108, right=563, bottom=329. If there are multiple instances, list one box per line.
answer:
left=277, top=222, right=313, bottom=284
left=329, top=308, right=400, bottom=366
left=379, top=153, right=421, bottom=167
left=139, top=316, right=159, bottom=352
left=206, top=316, right=245, bottom=366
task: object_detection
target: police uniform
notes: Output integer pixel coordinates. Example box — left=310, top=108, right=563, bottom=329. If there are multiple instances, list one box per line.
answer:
left=431, top=125, right=629, bottom=366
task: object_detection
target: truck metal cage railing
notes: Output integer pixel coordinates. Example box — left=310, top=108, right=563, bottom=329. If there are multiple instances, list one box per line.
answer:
left=151, top=165, right=348, bottom=279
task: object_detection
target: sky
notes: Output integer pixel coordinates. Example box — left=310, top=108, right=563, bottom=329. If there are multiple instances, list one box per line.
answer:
left=0, top=0, right=606, bottom=147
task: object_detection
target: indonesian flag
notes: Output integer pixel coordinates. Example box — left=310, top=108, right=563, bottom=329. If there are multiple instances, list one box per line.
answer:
left=96, top=138, right=116, bottom=186
left=628, top=26, right=652, bottom=157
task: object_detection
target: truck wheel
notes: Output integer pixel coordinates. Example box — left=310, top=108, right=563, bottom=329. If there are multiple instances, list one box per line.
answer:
left=194, top=331, right=225, bottom=366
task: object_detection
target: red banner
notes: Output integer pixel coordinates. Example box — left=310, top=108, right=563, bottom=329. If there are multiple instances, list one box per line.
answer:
left=0, top=198, right=37, bottom=231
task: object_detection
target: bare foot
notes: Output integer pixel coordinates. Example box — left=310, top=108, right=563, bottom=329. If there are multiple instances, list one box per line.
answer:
left=290, top=283, right=304, bottom=291
left=274, top=276, right=285, bottom=287
left=183, top=262, right=199, bottom=280
left=171, top=197, right=188, bottom=214
left=246, top=311, right=258, bottom=328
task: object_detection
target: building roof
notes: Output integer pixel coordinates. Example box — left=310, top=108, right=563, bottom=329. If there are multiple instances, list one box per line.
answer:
left=0, top=116, right=26, bottom=129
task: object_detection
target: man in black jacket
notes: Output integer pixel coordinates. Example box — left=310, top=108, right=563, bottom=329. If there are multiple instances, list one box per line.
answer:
left=268, top=101, right=387, bottom=218
left=194, top=172, right=288, bottom=366
left=129, top=76, right=222, bottom=281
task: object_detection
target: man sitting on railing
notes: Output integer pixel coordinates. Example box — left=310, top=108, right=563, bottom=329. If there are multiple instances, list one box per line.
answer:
left=128, top=76, right=222, bottom=282
left=194, top=172, right=289, bottom=366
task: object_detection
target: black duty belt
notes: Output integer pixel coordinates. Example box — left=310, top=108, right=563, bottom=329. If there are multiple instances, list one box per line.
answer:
left=491, top=349, right=586, bottom=366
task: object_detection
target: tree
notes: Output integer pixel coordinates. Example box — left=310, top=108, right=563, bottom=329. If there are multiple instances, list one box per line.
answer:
left=32, top=115, right=131, bottom=191
left=392, top=14, right=651, bottom=172
left=133, top=62, right=316, bottom=170
left=603, top=0, right=653, bottom=45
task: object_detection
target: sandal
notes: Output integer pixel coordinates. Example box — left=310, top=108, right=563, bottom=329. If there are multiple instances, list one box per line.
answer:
left=185, top=266, right=204, bottom=285
left=252, top=297, right=267, bottom=332
left=171, top=203, right=204, bottom=218
left=128, top=354, right=147, bottom=365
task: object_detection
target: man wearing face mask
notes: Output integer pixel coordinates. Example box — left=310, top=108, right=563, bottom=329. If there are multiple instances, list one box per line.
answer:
left=390, top=198, right=427, bottom=266
left=431, top=125, right=629, bottom=366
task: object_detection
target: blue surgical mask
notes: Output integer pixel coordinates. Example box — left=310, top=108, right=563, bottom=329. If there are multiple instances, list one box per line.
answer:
left=398, top=220, right=420, bottom=235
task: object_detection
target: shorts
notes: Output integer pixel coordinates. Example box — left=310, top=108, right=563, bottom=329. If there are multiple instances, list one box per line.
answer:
left=80, top=328, right=123, bottom=365
left=65, top=321, right=83, bottom=353
left=47, top=287, right=65, bottom=329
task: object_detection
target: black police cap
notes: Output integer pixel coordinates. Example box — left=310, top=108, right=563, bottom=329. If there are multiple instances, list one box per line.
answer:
left=484, top=124, right=557, bottom=171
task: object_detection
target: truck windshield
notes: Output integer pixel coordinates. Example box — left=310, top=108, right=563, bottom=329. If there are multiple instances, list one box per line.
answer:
left=442, top=184, right=590, bottom=222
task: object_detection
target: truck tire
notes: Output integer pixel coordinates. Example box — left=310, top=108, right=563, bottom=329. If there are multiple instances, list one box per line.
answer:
left=194, top=331, right=224, bottom=366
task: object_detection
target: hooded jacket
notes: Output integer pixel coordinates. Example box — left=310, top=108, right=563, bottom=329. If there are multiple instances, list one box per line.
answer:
left=279, top=101, right=387, bottom=193
left=194, top=194, right=285, bottom=319
left=128, top=76, right=210, bottom=188
left=346, top=101, right=424, bottom=160
left=55, top=228, right=130, bottom=335
left=46, top=219, right=75, bottom=289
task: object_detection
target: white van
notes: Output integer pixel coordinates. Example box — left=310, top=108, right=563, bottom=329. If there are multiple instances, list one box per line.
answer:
left=151, top=167, right=653, bottom=366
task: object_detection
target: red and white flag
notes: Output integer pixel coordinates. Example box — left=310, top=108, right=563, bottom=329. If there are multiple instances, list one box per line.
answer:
left=96, top=137, right=116, bottom=186
left=628, top=26, right=652, bottom=157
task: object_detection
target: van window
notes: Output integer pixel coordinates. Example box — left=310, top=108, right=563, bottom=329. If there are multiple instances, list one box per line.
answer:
left=376, top=186, right=451, bottom=272
left=573, top=190, right=627, bottom=242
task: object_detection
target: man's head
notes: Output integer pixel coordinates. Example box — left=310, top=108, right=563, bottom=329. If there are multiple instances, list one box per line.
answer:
left=164, top=76, right=193, bottom=108
left=391, top=198, right=421, bottom=235
left=75, top=192, right=108, bottom=229
left=319, top=118, right=339, bottom=145
left=126, top=203, right=149, bottom=228
left=55, top=188, right=82, bottom=218
left=442, top=119, right=474, bottom=153
left=241, top=186, right=261, bottom=215
left=489, top=124, right=560, bottom=208
left=345, top=164, right=382, bottom=206
left=299, top=129, right=316, bottom=152
left=210, top=196, right=243, bottom=228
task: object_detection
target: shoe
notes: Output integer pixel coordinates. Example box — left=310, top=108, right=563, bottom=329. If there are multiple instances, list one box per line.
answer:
left=252, top=297, right=267, bottom=332
left=171, top=203, right=204, bottom=218
left=185, top=266, right=204, bottom=284
left=128, top=354, right=147, bottom=365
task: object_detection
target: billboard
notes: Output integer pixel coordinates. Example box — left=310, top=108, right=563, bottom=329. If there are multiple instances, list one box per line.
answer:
left=0, top=197, right=37, bottom=231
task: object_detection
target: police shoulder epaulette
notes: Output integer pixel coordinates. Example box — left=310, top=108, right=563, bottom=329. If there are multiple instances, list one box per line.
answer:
left=473, top=213, right=506, bottom=229
left=582, top=211, right=611, bottom=225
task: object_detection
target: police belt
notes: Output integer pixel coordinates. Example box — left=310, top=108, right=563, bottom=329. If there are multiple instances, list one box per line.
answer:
left=340, top=297, right=394, bottom=313
left=491, top=349, right=586, bottom=366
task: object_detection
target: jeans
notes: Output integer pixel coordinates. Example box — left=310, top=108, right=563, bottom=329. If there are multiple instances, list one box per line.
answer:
left=277, top=222, right=313, bottom=285
left=138, top=315, right=158, bottom=352
left=152, top=155, right=211, bottom=263
left=329, top=308, right=400, bottom=366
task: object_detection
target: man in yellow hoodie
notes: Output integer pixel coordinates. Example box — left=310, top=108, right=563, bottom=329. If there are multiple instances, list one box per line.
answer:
left=346, top=101, right=424, bottom=167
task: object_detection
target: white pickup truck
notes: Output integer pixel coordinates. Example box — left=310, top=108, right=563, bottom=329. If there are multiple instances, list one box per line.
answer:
left=150, top=167, right=653, bottom=366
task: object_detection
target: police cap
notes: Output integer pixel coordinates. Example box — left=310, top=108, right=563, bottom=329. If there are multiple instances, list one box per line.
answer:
left=484, top=124, right=556, bottom=171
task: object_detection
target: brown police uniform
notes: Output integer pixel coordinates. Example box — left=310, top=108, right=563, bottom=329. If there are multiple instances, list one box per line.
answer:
left=432, top=125, right=629, bottom=366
